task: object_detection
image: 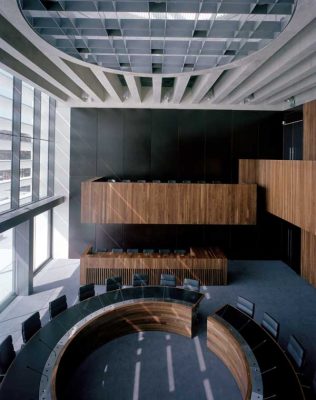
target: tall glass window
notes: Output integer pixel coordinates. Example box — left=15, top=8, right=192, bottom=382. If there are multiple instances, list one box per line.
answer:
left=0, top=70, right=13, bottom=212
left=20, top=82, right=34, bottom=206
left=33, top=210, right=50, bottom=271
left=39, top=93, right=49, bottom=198
left=0, top=228, right=14, bottom=304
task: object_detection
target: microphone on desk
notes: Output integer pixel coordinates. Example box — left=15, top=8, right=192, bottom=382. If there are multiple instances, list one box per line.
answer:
left=26, top=365, right=49, bottom=382
left=37, top=337, right=56, bottom=357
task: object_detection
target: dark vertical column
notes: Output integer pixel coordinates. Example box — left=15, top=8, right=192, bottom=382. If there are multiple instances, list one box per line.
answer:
left=48, top=98, right=56, bottom=196
left=11, top=78, right=22, bottom=209
left=32, top=89, right=41, bottom=202
left=15, top=219, right=33, bottom=295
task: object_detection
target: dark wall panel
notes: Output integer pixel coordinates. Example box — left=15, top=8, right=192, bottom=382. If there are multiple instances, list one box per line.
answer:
left=123, top=110, right=151, bottom=180
left=97, top=109, right=124, bottom=178
left=151, top=110, right=179, bottom=180
left=178, top=110, right=205, bottom=181
left=69, top=108, right=283, bottom=258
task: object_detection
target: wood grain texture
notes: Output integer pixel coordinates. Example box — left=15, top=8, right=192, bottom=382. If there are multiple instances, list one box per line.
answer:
left=239, top=159, right=316, bottom=234
left=81, top=179, right=257, bottom=225
left=51, top=300, right=196, bottom=399
left=303, top=100, right=316, bottom=160
left=301, top=230, right=316, bottom=287
left=80, top=246, right=227, bottom=285
left=207, top=316, right=252, bottom=400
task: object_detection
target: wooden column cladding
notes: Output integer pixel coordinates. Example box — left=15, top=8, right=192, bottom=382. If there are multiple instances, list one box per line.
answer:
left=301, top=100, right=316, bottom=287
left=81, top=179, right=257, bottom=225
left=239, top=159, right=316, bottom=233
left=239, top=156, right=316, bottom=287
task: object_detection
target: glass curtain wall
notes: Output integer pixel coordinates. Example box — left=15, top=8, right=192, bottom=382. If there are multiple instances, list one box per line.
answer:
left=0, top=67, right=56, bottom=308
left=33, top=210, right=51, bottom=271
left=0, top=228, right=14, bottom=304
left=0, top=70, right=13, bottom=213
left=20, top=82, right=34, bottom=205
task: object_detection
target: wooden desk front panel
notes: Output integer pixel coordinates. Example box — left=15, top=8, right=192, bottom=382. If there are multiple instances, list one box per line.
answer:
left=80, top=247, right=227, bottom=286
left=207, top=317, right=252, bottom=400
left=239, top=159, right=316, bottom=235
left=81, top=180, right=257, bottom=225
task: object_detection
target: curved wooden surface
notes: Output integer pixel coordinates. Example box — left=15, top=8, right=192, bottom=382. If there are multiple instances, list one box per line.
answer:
left=207, top=316, right=259, bottom=400
left=51, top=300, right=195, bottom=400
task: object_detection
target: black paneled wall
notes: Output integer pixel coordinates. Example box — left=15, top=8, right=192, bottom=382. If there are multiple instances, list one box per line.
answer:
left=69, top=109, right=283, bottom=258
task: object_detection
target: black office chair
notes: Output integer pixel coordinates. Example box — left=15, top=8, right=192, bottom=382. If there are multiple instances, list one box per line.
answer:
left=49, top=295, right=68, bottom=320
left=143, top=249, right=154, bottom=254
left=0, top=335, right=16, bottom=383
left=160, top=274, right=176, bottom=287
left=197, top=180, right=206, bottom=183
left=152, top=180, right=161, bottom=183
left=107, top=179, right=116, bottom=182
left=106, top=276, right=122, bottom=292
left=133, top=273, right=149, bottom=287
left=22, top=312, right=41, bottom=344
left=183, top=278, right=200, bottom=292
left=168, top=180, right=176, bottom=183
left=127, top=248, right=138, bottom=254
left=174, top=249, right=186, bottom=255
left=122, top=179, right=131, bottom=182
left=159, top=249, right=171, bottom=255
left=261, top=312, right=280, bottom=341
left=182, top=180, right=191, bottom=183
left=78, top=283, right=95, bottom=302
left=112, top=248, right=123, bottom=254
left=137, top=180, right=146, bottom=183
left=236, top=296, right=255, bottom=318
left=287, top=335, right=305, bottom=370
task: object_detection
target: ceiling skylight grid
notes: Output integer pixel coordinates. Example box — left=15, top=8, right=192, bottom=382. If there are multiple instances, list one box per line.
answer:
left=18, top=0, right=296, bottom=74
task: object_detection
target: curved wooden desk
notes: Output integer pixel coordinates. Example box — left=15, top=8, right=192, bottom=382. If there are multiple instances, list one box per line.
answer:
left=208, top=305, right=305, bottom=400
left=0, top=287, right=203, bottom=400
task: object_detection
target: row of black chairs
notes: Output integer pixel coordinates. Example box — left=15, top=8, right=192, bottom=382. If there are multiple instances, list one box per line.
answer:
left=236, top=296, right=304, bottom=368
left=234, top=296, right=316, bottom=399
left=107, top=179, right=216, bottom=184
left=95, top=248, right=187, bottom=255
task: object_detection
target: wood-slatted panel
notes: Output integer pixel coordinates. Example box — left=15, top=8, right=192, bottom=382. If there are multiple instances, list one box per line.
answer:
left=81, top=179, right=257, bottom=225
left=303, top=100, right=316, bottom=160
left=80, top=246, right=227, bottom=285
left=301, top=229, right=316, bottom=287
left=239, top=159, right=316, bottom=235
left=207, top=316, right=252, bottom=400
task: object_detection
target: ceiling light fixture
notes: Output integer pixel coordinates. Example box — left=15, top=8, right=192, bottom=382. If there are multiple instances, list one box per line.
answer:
left=286, top=96, right=296, bottom=108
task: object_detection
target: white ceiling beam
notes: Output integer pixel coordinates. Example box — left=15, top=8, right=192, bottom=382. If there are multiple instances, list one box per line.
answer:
left=225, top=19, right=316, bottom=104
left=172, top=76, right=190, bottom=104
left=124, top=75, right=142, bottom=102
left=92, top=69, right=124, bottom=102
left=152, top=76, right=162, bottom=103
left=209, top=64, right=259, bottom=104
left=286, top=85, right=316, bottom=109
left=191, top=71, right=223, bottom=104
left=251, top=52, right=316, bottom=104
left=268, top=73, right=316, bottom=105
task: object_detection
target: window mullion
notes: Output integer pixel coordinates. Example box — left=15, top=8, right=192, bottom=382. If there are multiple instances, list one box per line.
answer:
left=32, top=89, right=41, bottom=201
left=11, top=78, right=22, bottom=209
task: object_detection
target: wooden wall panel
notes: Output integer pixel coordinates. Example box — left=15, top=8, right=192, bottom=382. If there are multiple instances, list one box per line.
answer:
left=239, top=159, right=316, bottom=235
left=80, top=246, right=227, bottom=285
left=81, top=180, right=257, bottom=225
left=301, top=230, right=316, bottom=287
left=303, top=100, right=316, bottom=160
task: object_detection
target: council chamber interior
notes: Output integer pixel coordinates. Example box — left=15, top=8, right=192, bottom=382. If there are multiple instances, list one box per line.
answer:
left=0, top=0, right=316, bottom=399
